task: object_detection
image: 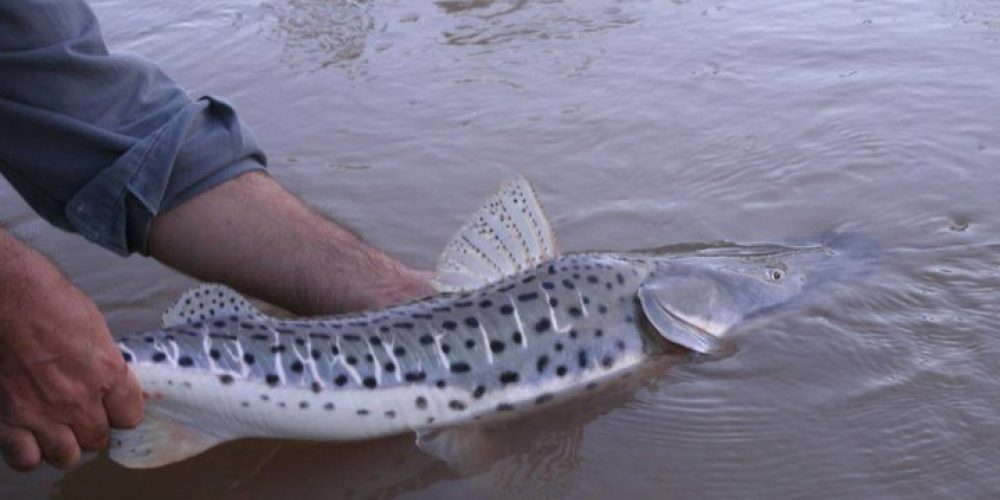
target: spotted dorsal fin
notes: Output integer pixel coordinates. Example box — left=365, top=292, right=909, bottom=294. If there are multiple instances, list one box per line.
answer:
left=161, top=284, right=266, bottom=328
left=433, top=176, right=560, bottom=292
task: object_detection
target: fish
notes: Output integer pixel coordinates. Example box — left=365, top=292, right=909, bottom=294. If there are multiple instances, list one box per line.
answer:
left=110, top=176, right=863, bottom=469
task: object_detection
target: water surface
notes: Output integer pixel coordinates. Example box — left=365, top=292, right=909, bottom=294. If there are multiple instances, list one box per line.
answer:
left=2, top=0, right=1000, bottom=498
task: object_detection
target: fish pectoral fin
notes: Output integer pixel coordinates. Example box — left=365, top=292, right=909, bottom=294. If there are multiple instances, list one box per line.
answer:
left=432, top=175, right=560, bottom=293
left=162, top=284, right=267, bottom=328
left=415, top=425, right=501, bottom=474
left=637, top=284, right=726, bottom=355
left=109, top=415, right=225, bottom=469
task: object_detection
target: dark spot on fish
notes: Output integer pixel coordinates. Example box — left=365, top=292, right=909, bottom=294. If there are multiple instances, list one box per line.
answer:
left=498, top=284, right=516, bottom=293
left=152, top=352, right=166, bottom=363
left=209, top=349, right=221, bottom=360
left=121, top=351, right=133, bottom=363
left=473, top=385, right=486, bottom=399
left=278, top=402, right=287, bottom=408
left=569, top=329, right=579, bottom=339
left=535, top=318, right=551, bottom=333
left=454, top=300, right=474, bottom=308
left=616, top=273, right=625, bottom=285
left=266, top=374, right=280, bottom=386
left=144, top=336, right=154, bottom=343
left=450, top=362, right=471, bottom=373
left=290, top=360, right=304, bottom=373
left=260, top=394, right=270, bottom=401
left=548, top=297, right=559, bottom=307
left=412, top=313, right=433, bottom=320
left=393, top=346, right=406, bottom=357
left=309, top=332, right=329, bottom=340
left=311, top=382, right=323, bottom=393
left=392, top=322, right=414, bottom=330
left=405, top=371, right=426, bottom=382
left=218, top=375, right=235, bottom=386
left=583, top=297, right=591, bottom=305
left=548, top=265, right=557, bottom=275
left=251, top=334, right=268, bottom=341
left=537, top=355, right=549, bottom=373
left=555, top=342, right=564, bottom=352
left=419, top=335, right=434, bottom=345
left=299, top=401, right=309, bottom=409
left=556, top=365, right=568, bottom=377
left=499, top=371, right=519, bottom=384
left=441, top=320, right=457, bottom=331
left=334, top=374, right=348, bottom=386
left=587, top=275, right=599, bottom=284
left=442, top=343, right=451, bottom=354
left=276, top=328, right=294, bottom=335
left=512, top=332, right=524, bottom=344
left=324, top=402, right=335, bottom=410
left=595, top=329, right=604, bottom=338
left=465, top=339, right=476, bottom=349
left=384, top=361, right=396, bottom=372
left=601, top=356, right=615, bottom=368
left=294, top=338, right=306, bottom=346
left=363, top=377, right=377, bottom=389
left=270, top=344, right=286, bottom=353
left=346, top=355, right=358, bottom=365
left=357, top=409, right=369, bottom=416
left=598, top=304, right=608, bottom=315
left=496, top=403, right=515, bottom=412
left=535, top=393, right=554, bottom=404
left=331, top=346, right=340, bottom=355
left=426, top=417, right=435, bottom=424
left=499, top=304, right=514, bottom=315
left=415, top=396, right=428, bottom=409
left=542, top=281, right=555, bottom=290
left=625, top=315, right=634, bottom=323
left=213, top=320, right=226, bottom=328
left=562, top=279, right=575, bottom=290
left=489, top=340, right=506, bottom=353
left=464, top=317, right=480, bottom=328
left=578, top=349, right=588, bottom=368
left=343, top=334, right=362, bottom=342
left=385, top=410, right=396, bottom=418
left=568, top=306, right=582, bottom=317
left=242, top=353, right=256, bottom=365
left=379, top=325, right=390, bottom=334
left=365, top=353, right=374, bottom=363
left=369, top=336, right=382, bottom=346
left=191, top=322, right=203, bottom=329
left=311, top=349, right=321, bottom=360
left=479, top=299, right=493, bottom=308
left=436, top=380, right=447, bottom=388
left=517, top=292, right=539, bottom=302
left=178, top=356, right=193, bottom=367
left=432, top=306, right=452, bottom=313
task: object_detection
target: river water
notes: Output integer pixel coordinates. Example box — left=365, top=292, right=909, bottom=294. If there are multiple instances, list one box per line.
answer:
left=3, top=0, right=1000, bottom=498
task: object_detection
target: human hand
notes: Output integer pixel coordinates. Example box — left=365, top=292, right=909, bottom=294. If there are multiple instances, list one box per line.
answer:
left=0, top=240, right=144, bottom=471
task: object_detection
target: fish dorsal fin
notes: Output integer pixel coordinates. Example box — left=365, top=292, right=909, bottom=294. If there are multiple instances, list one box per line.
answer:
left=109, top=414, right=225, bottom=469
left=162, top=284, right=265, bottom=328
left=433, top=176, right=560, bottom=292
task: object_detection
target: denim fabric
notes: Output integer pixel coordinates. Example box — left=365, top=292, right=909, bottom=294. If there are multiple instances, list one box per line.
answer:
left=0, top=0, right=266, bottom=255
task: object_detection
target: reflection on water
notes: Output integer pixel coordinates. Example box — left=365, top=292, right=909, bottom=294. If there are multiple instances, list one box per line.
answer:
left=4, top=0, right=1000, bottom=497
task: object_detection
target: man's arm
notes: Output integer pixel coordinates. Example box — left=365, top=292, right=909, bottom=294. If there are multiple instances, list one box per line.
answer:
left=0, top=229, right=143, bottom=471
left=148, top=171, right=434, bottom=315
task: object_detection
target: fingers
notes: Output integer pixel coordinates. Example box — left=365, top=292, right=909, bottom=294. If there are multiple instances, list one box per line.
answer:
left=0, top=424, right=41, bottom=472
left=103, top=368, right=144, bottom=429
left=34, top=423, right=80, bottom=470
left=69, top=401, right=110, bottom=452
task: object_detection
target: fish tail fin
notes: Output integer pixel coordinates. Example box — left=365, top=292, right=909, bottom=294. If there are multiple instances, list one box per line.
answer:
left=109, top=415, right=226, bottom=469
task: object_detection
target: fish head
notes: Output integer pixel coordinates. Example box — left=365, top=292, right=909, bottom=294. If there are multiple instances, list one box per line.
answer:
left=637, top=233, right=876, bottom=353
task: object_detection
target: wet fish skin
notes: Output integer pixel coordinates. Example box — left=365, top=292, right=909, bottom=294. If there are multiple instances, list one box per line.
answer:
left=117, top=252, right=653, bottom=441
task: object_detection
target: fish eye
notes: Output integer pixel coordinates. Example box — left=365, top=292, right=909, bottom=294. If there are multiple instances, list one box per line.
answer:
left=768, top=269, right=783, bottom=281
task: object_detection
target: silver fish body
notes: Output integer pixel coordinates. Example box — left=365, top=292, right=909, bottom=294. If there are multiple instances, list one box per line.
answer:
left=117, top=253, right=654, bottom=443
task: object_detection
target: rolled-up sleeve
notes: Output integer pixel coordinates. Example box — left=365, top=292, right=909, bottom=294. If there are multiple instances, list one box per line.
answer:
left=0, top=0, right=266, bottom=255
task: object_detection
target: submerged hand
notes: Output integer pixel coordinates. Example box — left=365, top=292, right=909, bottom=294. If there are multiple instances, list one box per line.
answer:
left=0, top=240, right=144, bottom=471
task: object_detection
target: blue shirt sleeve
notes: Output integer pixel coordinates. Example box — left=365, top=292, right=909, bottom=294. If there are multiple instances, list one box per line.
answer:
left=0, top=0, right=266, bottom=255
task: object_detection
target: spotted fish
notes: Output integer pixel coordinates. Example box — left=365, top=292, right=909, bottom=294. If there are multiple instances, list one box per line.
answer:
left=111, top=176, right=857, bottom=468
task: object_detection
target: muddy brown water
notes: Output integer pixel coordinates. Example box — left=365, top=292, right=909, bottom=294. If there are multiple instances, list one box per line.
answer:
left=3, top=0, right=1000, bottom=498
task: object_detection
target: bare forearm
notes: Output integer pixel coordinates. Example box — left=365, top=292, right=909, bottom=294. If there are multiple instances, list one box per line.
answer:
left=147, top=172, right=433, bottom=315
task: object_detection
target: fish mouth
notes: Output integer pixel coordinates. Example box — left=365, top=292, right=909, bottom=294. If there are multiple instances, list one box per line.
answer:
left=641, top=241, right=827, bottom=259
